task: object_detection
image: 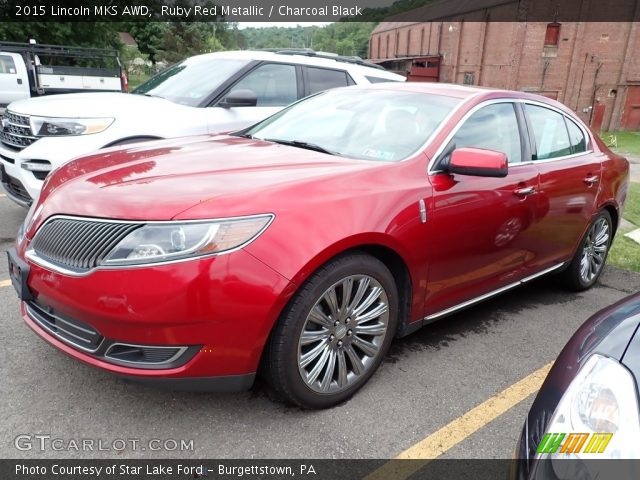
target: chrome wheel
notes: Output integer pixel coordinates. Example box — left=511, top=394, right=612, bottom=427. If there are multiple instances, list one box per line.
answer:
left=297, top=275, right=390, bottom=394
left=579, top=217, right=610, bottom=284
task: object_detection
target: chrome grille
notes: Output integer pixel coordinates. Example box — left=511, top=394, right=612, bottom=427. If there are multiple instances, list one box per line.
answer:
left=31, top=217, right=140, bottom=272
left=0, top=111, right=38, bottom=150
left=5, top=111, right=30, bottom=126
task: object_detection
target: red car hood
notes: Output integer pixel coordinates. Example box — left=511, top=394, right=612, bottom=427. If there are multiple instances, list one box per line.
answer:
left=32, top=135, right=375, bottom=230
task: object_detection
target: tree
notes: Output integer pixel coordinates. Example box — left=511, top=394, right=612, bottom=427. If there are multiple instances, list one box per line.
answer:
left=0, top=22, right=120, bottom=48
left=126, top=23, right=167, bottom=65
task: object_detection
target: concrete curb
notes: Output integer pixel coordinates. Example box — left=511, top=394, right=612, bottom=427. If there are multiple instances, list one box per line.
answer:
left=625, top=228, right=640, bottom=245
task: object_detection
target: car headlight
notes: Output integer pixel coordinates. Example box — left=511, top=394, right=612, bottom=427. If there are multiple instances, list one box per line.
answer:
left=535, top=354, right=640, bottom=478
left=30, top=116, right=114, bottom=136
left=101, top=215, right=273, bottom=266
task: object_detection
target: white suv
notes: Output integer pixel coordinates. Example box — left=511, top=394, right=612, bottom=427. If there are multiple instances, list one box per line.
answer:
left=0, top=49, right=404, bottom=206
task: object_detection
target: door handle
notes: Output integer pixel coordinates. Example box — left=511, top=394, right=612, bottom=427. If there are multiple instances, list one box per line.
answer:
left=514, top=186, right=536, bottom=197
left=17, top=78, right=23, bottom=85
left=584, top=175, right=599, bottom=186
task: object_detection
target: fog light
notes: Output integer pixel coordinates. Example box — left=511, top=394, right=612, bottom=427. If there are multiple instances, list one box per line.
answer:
left=105, top=343, right=188, bottom=365
left=21, top=160, right=51, bottom=172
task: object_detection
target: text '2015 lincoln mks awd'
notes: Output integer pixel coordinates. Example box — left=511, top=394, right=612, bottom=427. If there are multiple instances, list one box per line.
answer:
left=8, top=83, right=629, bottom=408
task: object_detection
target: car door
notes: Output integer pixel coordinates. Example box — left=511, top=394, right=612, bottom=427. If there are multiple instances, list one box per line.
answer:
left=205, top=62, right=302, bottom=133
left=521, top=103, right=601, bottom=270
left=424, top=101, right=542, bottom=317
left=0, top=53, right=29, bottom=106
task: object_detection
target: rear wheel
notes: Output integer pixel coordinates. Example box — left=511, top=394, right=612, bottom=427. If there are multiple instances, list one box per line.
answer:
left=560, top=210, right=612, bottom=291
left=263, top=252, right=398, bottom=409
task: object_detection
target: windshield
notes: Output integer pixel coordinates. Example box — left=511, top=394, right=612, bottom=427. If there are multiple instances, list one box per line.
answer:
left=133, top=57, right=250, bottom=107
left=243, top=89, right=460, bottom=161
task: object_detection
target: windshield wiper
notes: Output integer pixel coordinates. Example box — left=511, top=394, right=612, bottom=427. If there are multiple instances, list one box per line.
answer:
left=263, top=138, right=338, bottom=156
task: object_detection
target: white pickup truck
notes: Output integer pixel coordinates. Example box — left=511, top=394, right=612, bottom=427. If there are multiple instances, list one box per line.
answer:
left=0, top=41, right=126, bottom=109
left=0, top=48, right=404, bottom=207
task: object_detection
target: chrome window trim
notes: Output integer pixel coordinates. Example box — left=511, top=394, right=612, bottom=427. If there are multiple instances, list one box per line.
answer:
left=509, top=150, right=594, bottom=168
left=427, top=98, right=594, bottom=174
left=26, top=213, right=275, bottom=277
left=524, top=102, right=591, bottom=162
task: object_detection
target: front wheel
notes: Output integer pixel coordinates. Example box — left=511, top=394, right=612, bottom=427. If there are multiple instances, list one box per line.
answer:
left=560, top=210, right=613, bottom=291
left=262, top=252, right=398, bottom=409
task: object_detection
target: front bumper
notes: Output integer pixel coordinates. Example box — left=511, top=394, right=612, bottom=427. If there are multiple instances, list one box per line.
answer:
left=0, top=161, right=33, bottom=207
left=0, top=131, right=114, bottom=205
left=18, top=247, right=294, bottom=389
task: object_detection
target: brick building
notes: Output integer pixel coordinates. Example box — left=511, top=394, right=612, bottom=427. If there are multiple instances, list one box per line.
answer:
left=368, top=0, right=640, bottom=131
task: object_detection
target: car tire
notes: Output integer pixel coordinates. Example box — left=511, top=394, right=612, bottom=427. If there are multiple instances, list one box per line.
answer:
left=262, top=252, right=398, bottom=409
left=559, top=210, right=613, bottom=291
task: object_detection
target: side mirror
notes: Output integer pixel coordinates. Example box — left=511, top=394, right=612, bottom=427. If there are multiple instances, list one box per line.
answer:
left=449, top=147, right=508, bottom=178
left=219, top=89, right=257, bottom=108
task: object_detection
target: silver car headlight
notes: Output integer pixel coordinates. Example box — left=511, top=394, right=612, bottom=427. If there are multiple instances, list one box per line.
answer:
left=101, top=215, right=273, bottom=266
left=536, top=354, right=640, bottom=478
left=30, top=116, right=114, bottom=136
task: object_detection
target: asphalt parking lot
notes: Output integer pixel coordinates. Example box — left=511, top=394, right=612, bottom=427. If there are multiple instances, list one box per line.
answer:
left=1, top=192, right=640, bottom=464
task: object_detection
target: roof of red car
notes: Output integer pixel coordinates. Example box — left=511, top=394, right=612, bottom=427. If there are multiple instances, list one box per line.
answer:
left=364, top=81, right=510, bottom=99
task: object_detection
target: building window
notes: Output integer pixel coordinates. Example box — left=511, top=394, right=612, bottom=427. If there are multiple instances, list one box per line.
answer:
left=544, top=23, right=561, bottom=46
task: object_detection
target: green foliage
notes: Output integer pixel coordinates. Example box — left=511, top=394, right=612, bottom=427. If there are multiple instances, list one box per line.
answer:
left=125, top=23, right=168, bottom=64
left=609, top=236, right=640, bottom=273
left=240, top=22, right=378, bottom=58
left=601, top=131, right=640, bottom=157
left=0, top=22, right=120, bottom=48
left=623, top=183, right=640, bottom=229
left=608, top=183, right=640, bottom=273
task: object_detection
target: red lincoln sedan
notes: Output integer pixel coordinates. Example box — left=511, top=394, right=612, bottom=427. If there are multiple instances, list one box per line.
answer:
left=8, top=83, right=629, bottom=408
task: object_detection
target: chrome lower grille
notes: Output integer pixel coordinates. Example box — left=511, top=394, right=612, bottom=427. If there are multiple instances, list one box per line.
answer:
left=31, top=217, right=140, bottom=272
left=105, top=344, right=188, bottom=365
left=26, top=301, right=104, bottom=352
left=0, top=111, right=38, bottom=150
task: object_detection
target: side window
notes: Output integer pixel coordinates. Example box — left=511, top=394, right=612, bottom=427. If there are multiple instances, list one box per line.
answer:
left=565, top=118, right=587, bottom=154
left=525, top=105, right=572, bottom=160
left=449, top=103, right=522, bottom=164
left=0, top=55, right=16, bottom=74
left=227, top=63, right=297, bottom=107
left=307, top=67, right=349, bottom=94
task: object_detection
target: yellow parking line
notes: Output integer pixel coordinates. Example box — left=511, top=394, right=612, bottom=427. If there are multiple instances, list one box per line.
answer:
left=365, top=361, right=554, bottom=480
left=0, top=279, right=11, bottom=288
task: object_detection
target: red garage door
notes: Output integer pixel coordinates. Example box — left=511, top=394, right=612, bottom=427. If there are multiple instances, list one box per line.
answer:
left=621, top=86, right=640, bottom=131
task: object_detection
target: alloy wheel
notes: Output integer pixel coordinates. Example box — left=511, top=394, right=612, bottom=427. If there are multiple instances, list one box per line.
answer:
left=297, top=275, right=390, bottom=394
left=579, top=217, right=610, bottom=284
